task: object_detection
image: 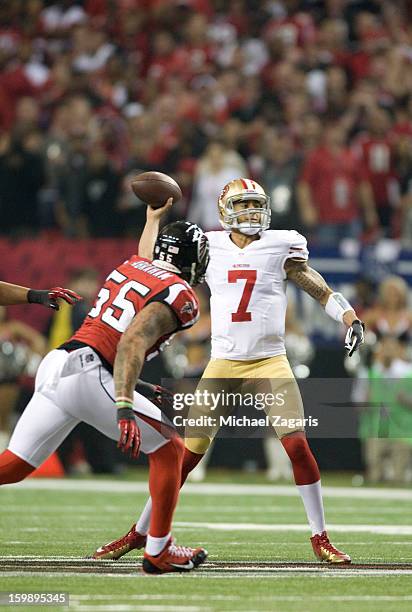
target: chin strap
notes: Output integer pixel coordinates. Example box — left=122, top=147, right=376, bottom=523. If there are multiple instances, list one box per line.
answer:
left=237, top=227, right=262, bottom=236
left=221, top=222, right=263, bottom=236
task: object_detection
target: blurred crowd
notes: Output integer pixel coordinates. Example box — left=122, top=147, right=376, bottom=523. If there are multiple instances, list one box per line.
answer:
left=1, top=0, right=412, bottom=244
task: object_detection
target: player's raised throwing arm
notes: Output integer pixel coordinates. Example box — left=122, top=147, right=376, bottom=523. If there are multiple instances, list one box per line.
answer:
left=113, top=301, right=178, bottom=457
left=138, top=199, right=173, bottom=260
left=285, top=259, right=364, bottom=356
left=0, top=281, right=82, bottom=309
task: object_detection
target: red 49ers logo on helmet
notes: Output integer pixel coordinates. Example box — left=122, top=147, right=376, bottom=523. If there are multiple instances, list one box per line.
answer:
left=219, top=183, right=230, bottom=201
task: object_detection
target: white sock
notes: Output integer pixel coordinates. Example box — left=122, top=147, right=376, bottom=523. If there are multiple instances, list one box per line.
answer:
left=136, top=498, right=152, bottom=535
left=146, top=533, right=170, bottom=556
left=297, top=480, right=326, bottom=536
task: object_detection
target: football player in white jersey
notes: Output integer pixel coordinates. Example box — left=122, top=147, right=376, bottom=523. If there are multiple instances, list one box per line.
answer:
left=92, top=178, right=364, bottom=564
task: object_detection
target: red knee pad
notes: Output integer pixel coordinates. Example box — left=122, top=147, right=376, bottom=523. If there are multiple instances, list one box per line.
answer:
left=0, top=450, right=35, bottom=484
left=281, top=432, right=320, bottom=485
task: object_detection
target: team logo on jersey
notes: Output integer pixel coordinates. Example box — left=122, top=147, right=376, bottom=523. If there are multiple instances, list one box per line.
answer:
left=180, top=301, right=194, bottom=315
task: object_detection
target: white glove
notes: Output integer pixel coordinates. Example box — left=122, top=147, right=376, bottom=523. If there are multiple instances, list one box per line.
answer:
left=345, top=320, right=365, bottom=357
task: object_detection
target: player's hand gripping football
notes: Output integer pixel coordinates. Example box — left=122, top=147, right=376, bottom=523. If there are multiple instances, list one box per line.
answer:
left=116, top=404, right=140, bottom=459
left=345, top=319, right=365, bottom=357
left=146, top=197, right=173, bottom=220
left=27, top=287, right=82, bottom=310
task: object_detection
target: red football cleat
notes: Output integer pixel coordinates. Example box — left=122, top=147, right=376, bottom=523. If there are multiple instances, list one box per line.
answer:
left=91, top=524, right=146, bottom=560
left=310, top=531, right=351, bottom=564
left=142, top=538, right=208, bottom=574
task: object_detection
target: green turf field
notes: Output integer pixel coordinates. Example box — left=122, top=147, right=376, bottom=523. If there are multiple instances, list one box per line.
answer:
left=1, top=473, right=412, bottom=612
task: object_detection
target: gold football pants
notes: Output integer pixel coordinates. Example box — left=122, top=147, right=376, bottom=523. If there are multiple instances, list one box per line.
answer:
left=184, top=354, right=305, bottom=454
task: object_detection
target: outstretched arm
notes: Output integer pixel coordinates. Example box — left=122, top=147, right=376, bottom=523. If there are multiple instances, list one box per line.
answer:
left=285, top=259, right=364, bottom=355
left=285, top=260, right=332, bottom=303
left=0, top=281, right=30, bottom=305
left=138, top=198, right=173, bottom=260
left=113, top=301, right=177, bottom=457
left=285, top=259, right=356, bottom=326
left=0, top=281, right=81, bottom=309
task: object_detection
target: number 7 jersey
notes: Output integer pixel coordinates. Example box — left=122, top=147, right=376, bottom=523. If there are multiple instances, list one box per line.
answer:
left=71, top=255, right=199, bottom=365
left=205, top=230, right=308, bottom=360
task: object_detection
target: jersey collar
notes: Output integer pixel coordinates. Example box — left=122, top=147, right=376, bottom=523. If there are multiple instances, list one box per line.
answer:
left=227, top=231, right=263, bottom=251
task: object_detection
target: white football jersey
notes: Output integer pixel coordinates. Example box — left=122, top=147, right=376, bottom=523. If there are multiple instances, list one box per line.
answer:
left=205, top=230, right=309, bottom=360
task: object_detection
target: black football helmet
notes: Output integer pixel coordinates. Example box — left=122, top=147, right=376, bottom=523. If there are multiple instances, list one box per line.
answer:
left=153, top=221, right=209, bottom=286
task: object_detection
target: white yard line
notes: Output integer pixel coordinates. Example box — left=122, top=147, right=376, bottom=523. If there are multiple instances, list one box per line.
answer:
left=68, top=597, right=412, bottom=612
left=0, top=571, right=142, bottom=578
left=2, top=570, right=412, bottom=578
left=71, top=595, right=412, bottom=603
left=7, top=478, right=412, bottom=501
left=71, top=606, right=207, bottom=612
left=174, top=521, right=412, bottom=535
left=71, top=596, right=412, bottom=604
left=196, top=570, right=412, bottom=577
left=2, top=522, right=412, bottom=538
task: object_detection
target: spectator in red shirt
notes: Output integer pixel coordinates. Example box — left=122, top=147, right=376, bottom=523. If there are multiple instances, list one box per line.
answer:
left=397, top=133, right=412, bottom=246
left=298, top=123, right=378, bottom=246
left=146, top=31, right=179, bottom=81
left=354, top=107, right=398, bottom=234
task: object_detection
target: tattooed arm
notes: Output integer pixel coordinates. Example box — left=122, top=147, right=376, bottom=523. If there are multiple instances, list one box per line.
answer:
left=113, top=301, right=178, bottom=457
left=284, top=259, right=357, bottom=327
left=286, top=258, right=365, bottom=356
left=114, top=301, right=177, bottom=400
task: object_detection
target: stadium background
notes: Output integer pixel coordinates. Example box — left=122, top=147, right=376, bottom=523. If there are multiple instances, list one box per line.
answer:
left=1, top=0, right=412, bottom=480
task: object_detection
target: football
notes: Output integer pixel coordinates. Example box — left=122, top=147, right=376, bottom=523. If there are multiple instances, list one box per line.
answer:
left=131, top=171, right=182, bottom=208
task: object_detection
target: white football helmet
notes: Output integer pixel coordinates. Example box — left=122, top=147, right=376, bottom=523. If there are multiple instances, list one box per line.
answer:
left=218, top=178, right=271, bottom=234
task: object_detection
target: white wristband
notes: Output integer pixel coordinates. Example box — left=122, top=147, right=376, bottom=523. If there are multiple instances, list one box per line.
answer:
left=325, top=292, right=354, bottom=323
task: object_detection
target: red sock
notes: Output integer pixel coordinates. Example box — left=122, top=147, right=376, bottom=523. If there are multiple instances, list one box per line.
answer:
left=281, top=432, right=320, bottom=485
left=148, top=436, right=184, bottom=538
left=0, top=449, right=35, bottom=484
left=180, top=447, right=204, bottom=487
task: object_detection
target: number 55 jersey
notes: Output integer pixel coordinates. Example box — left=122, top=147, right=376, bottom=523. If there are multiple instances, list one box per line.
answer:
left=205, top=230, right=308, bottom=361
left=69, top=256, right=199, bottom=366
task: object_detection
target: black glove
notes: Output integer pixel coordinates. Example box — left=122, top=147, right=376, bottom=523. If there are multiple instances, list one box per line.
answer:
left=28, top=287, right=82, bottom=310
left=135, top=379, right=174, bottom=410
left=345, top=319, right=365, bottom=357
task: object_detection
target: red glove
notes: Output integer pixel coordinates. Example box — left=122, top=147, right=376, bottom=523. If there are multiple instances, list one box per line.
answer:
left=28, top=287, right=82, bottom=310
left=117, top=407, right=140, bottom=459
